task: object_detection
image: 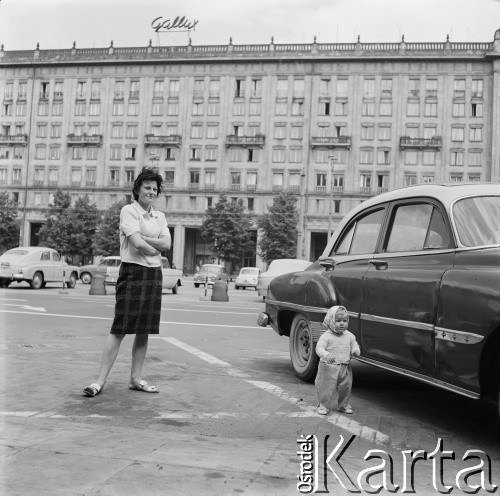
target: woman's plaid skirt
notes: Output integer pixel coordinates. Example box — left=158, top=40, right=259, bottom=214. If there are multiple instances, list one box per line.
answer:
left=110, top=262, right=162, bottom=335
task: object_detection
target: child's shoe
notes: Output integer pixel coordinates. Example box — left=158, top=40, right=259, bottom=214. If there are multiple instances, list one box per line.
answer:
left=317, top=404, right=328, bottom=415
left=338, top=405, right=353, bottom=414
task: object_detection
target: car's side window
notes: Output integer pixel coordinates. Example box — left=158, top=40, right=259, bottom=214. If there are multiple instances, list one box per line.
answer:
left=334, top=209, right=385, bottom=255
left=385, top=203, right=447, bottom=252
left=41, top=252, right=50, bottom=261
left=162, top=259, right=169, bottom=269
left=52, top=252, right=60, bottom=261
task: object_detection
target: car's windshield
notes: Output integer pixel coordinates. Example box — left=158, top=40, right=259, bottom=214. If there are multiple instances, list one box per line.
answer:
left=240, top=268, right=258, bottom=275
left=200, top=266, right=222, bottom=273
left=453, top=196, right=500, bottom=246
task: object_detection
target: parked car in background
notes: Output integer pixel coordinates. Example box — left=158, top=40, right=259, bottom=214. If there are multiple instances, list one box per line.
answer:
left=257, top=259, right=312, bottom=299
left=79, top=256, right=121, bottom=284
left=0, top=246, right=79, bottom=289
left=257, top=184, right=500, bottom=417
left=234, top=267, right=260, bottom=290
left=193, top=264, right=228, bottom=288
left=105, top=257, right=183, bottom=293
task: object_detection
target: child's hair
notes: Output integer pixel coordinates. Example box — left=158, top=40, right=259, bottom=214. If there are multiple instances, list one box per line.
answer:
left=323, top=305, right=348, bottom=330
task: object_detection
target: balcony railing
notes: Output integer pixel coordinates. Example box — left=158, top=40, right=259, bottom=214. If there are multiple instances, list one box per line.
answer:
left=315, top=185, right=327, bottom=192
left=246, top=184, right=257, bottom=192
left=399, top=136, right=442, bottom=149
left=310, top=136, right=352, bottom=148
left=67, top=134, right=103, bottom=146
left=144, top=134, right=182, bottom=147
left=225, top=134, right=265, bottom=148
left=189, top=183, right=199, bottom=190
left=230, top=184, right=241, bottom=190
left=0, top=134, right=28, bottom=145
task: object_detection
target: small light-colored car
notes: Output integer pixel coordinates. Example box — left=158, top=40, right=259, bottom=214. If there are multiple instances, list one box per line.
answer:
left=0, top=246, right=79, bottom=289
left=193, top=264, right=227, bottom=288
left=79, top=255, right=121, bottom=284
left=234, top=267, right=260, bottom=290
left=257, top=259, right=312, bottom=299
left=105, top=257, right=183, bottom=293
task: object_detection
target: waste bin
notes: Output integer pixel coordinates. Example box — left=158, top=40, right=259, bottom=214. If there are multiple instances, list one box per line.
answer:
left=89, top=267, right=107, bottom=295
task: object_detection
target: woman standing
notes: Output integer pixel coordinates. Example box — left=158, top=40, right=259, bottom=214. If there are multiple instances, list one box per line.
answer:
left=83, top=167, right=171, bottom=396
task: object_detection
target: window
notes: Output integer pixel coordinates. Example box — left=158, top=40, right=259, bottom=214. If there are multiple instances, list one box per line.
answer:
left=89, top=102, right=100, bottom=116
left=468, top=173, right=481, bottom=182
left=451, top=127, right=464, bottom=142
left=360, top=173, right=371, bottom=190
left=251, top=78, right=262, bottom=98
left=114, top=81, right=124, bottom=99
left=249, top=102, right=261, bottom=115
left=319, top=79, right=330, bottom=97
left=289, top=172, right=301, bottom=191
left=272, top=172, right=284, bottom=189
left=377, top=149, right=390, bottom=165
left=450, top=150, right=464, bottom=166
left=189, top=147, right=201, bottom=161
left=205, top=146, right=217, bottom=161
left=471, top=103, right=483, bottom=117
left=336, top=79, right=348, bottom=97
left=205, top=171, right=215, bottom=188
left=209, top=79, right=220, bottom=98
left=360, top=148, right=373, bottom=164
left=469, top=150, right=482, bottom=167
left=409, top=79, right=420, bottom=97
left=423, top=151, right=435, bottom=165
left=110, top=169, right=120, bottom=184
left=111, top=125, right=123, bottom=139
left=406, top=125, right=419, bottom=139
left=230, top=148, right=243, bottom=162
left=168, top=80, right=179, bottom=98
left=333, top=174, right=344, bottom=190
left=407, top=101, right=419, bottom=116
left=274, top=124, right=286, bottom=139
left=275, top=102, right=287, bottom=116
left=272, top=147, right=285, bottom=163
left=453, top=79, right=466, bottom=98
left=450, top=173, right=463, bottom=182
left=316, top=173, right=327, bottom=190
left=77, top=81, right=87, bottom=99
left=425, top=102, right=437, bottom=117
left=246, top=172, right=257, bottom=190
left=289, top=147, right=302, bottom=163
left=71, top=168, right=82, bottom=185
left=12, top=168, right=22, bottom=183
left=48, top=168, right=58, bottom=185
left=381, top=79, right=392, bottom=98
left=190, top=170, right=200, bottom=186
left=206, top=124, right=219, bottom=139
left=87, top=147, right=98, bottom=160
left=49, top=146, right=60, bottom=160
left=164, top=170, right=174, bottom=185
left=126, top=125, right=138, bottom=139
left=207, top=102, right=220, bottom=116
left=453, top=102, right=465, bottom=117
left=293, top=79, right=305, bottom=98
left=167, top=103, right=179, bottom=116
left=319, top=102, right=330, bottom=116
left=37, top=124, right=47, bottom=138
left=165, top=147, right=178, bottom=160
left=125, top=170, right=135, bottom=183
left=112, top=102, right=123, bottom=116
left=472, top=79, right=483, bottom=98
left=362, top=102, right=375, bottom=116
left=35, top=146, right=46, bottom=160
left=127, top=102, right=139, bottom=116
left=378, top=125, right=391, bottom=140
left=423, top=127, right=436, bottom=139
left=233, top=102, right=245, bottom=116
left=379, top=102, right=392, bottom=116
left=235, top=79, right=245, bottom=98
left=334, top=209, right=384, bottom=256
left=425, top=79, right=438, bottom=97
left=3, top=103, right=12, bottom=116
left=404, top=174, right=417, bottom=186
left=110, top=146, right=121, bottom=160
left=376, top=174, right=389, bottom=192
left=315, top=149, right=329, bottom=164
left=16, top=102, right=26, bottom=116
left=85, top=169, right=96, bottom=185
left=152, top=102, right=163, bottom=116
left=363, top=79, right=375, bottom=98
left=91, top=80, right=101, bottom=99
left=335, top=101, right=347, bottom=116
left=361, top=124, right=374, bottom=140
left=192, top=102, right=204, bottom=116
left=154, top=80, right=164, bottom=97
left=125, top=147, right=137, bottom=160
left=38, top=103, right=49, bottom=116
left=191, top=124, right=203, bottom=139
left=51, top=124, right=61, bottom=138
left=290, top=125, right=303, bottom=140
left=422, top=174, right=434, bottom=184
left=230, top=171, right=241, bottom=189
left=72, top=147, right=83, bottom=160
left=193, top=79, right=204, bottom=98
left=469, top=127, right=482, bottom=142
left=405, top=150, right=418, bottom=165
left=52, top=102, right=63, bottom=116
left=277, top=79, right=288, bottom=98
left=386, top=204, right=449, bottom=252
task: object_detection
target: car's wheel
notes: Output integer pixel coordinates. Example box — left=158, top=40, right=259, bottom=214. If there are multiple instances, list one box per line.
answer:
left=289, top=313, right=319, bottom=382
left=66, top=272, right=77, bottom=289
left=41, top=282, right=47, bottom=288
left=81, top=272, right=92, bottom=284
left=172, top=282, right=179, bottom=294
left=0, top=278, right=11, bottom=288
left=194, top=283, right=199, bottom=288
left=30, top=272, right=43, bottom=290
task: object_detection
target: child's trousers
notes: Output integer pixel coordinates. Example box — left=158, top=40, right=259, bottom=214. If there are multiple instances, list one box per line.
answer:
left=315, top=362, right=352, bottom=410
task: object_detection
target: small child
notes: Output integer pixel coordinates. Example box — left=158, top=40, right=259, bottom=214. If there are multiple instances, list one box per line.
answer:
left=315, top=305, right=360, bottom=415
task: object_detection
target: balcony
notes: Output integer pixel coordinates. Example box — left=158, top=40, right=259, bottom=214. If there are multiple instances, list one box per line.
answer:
left=0, top=134, right=28, bottom=145
left=230, top=184, right=241, bottom=191
left=399, top=136, right=442, bottom=149
left=310, top=136, right=351, bottom=148
left=225, top=134, right=265, bottom=148
left=67, top=134, right=103, bottom=146
left=144, top=134, right=181, bottom=147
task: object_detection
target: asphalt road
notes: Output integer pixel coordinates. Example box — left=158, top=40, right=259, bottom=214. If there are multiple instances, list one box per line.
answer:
left=1, top=279, right=499, bottom=495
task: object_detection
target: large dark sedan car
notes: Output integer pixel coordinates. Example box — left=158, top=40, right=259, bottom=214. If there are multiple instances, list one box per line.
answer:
left=258, top=184, right=500, bottom=414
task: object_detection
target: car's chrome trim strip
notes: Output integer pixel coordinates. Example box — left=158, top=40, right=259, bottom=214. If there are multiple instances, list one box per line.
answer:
left=355, top=356, right=480, bottom=400
left=268, top=299, right=483, bottom=345
left=360, top=313, right=433, bottom=332
left=434, top=327, right=484, bottom=344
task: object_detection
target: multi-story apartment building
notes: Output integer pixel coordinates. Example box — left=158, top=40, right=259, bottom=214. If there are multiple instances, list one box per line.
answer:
left=1, top=30, right=499, bottom=271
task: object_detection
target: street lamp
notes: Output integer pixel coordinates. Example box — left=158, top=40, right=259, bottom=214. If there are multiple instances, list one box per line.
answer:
left=327, top=155, right=338, bottom=239
left=297, top=168, right=307, bottom=259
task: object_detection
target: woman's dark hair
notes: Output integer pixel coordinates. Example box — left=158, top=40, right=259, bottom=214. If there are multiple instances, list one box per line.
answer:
left=132, top=167, right=163, bottom=201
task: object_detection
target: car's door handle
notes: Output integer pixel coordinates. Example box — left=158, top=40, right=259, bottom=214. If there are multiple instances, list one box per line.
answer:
left=369, top=259, right=388, bottom=269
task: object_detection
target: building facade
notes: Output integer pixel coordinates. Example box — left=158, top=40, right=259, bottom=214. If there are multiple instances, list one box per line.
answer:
left=1, top=31, right=499, bottom=271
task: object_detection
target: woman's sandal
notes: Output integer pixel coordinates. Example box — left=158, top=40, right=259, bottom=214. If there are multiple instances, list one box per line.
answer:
left=128, top=380, right=159, bottom=393
left=83, top=383, right=102, bottom=397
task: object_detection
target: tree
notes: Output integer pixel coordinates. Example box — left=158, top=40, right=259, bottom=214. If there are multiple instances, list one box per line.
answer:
left=92, top=200, right=126, bottom=256
left=0, top=191, right=20, bottom=252
left=258, top=192, right=299, bottom=264
left=200, top=194, right=253, bottom=270
left=38, top=190, right=72, bottom=254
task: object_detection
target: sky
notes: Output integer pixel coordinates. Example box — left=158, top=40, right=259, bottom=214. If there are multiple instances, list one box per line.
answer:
left=0, top=0, right=499, bottom=50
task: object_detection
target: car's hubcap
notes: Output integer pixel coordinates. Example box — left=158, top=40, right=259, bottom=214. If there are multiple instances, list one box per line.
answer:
left=297, top=322, right=310, bottom=363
